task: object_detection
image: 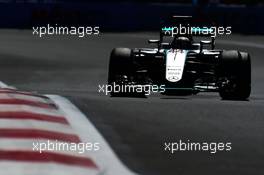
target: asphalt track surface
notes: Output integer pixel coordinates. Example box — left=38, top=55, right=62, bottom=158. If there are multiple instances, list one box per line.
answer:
left=0, top=30, right=263, bottom=175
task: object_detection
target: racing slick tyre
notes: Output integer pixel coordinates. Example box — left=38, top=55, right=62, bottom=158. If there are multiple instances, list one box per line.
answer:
left=218, top=50, right=251, bottom=100
left=108, top=48, right=145, bottom=97
left=108, top=48, right=133, bottom=83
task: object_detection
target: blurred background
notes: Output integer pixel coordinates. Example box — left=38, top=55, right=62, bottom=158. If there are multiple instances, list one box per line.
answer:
left=0, top=0, right=263, bottom=34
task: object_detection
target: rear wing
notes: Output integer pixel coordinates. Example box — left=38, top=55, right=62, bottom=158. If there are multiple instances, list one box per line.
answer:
left=148, top=16, right=215, bottom=50
left=161, top=27, right=215, bottom=37
left=160, top=15, right=215, bottom=37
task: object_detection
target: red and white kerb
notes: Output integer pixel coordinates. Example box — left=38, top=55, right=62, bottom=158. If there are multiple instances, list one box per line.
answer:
left=0, top=88, right=99, bottom=175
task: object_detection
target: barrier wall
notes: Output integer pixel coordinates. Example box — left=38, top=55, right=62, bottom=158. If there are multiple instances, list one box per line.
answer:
left=0, top=2, right=263, bottom=34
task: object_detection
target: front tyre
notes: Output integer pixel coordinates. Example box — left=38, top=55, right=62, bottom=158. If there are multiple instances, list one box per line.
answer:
left=108, top=48, right=145, bottom=97
left=108, top=48, right=133, bottom=84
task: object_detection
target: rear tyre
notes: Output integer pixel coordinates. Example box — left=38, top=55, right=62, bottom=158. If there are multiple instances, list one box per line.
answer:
left=218, top=50, right=251, bottom=100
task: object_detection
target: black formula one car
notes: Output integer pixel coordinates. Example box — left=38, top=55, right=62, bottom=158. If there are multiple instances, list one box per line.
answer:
left=108, top=16, right=251, bottom=100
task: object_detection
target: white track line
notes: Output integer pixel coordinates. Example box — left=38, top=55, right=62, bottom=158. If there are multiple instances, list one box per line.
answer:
left=48, top=95, right=137, bottom=175
left=0, top=81, right=16, bottom=89
left=0, top=81, right=12, bottom=89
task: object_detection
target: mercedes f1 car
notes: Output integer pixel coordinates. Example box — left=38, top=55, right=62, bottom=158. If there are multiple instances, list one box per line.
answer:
left=108, top=16, right=251, bottom=100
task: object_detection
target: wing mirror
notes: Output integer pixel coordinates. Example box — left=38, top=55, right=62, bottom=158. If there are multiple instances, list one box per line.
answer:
left=161, top=43, right=170, bottom=49
left=148, top=39, right=160, bottom=44
left=200, top=37, right=215, bottom=53
left=148, top=39, right=161, bottom=50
